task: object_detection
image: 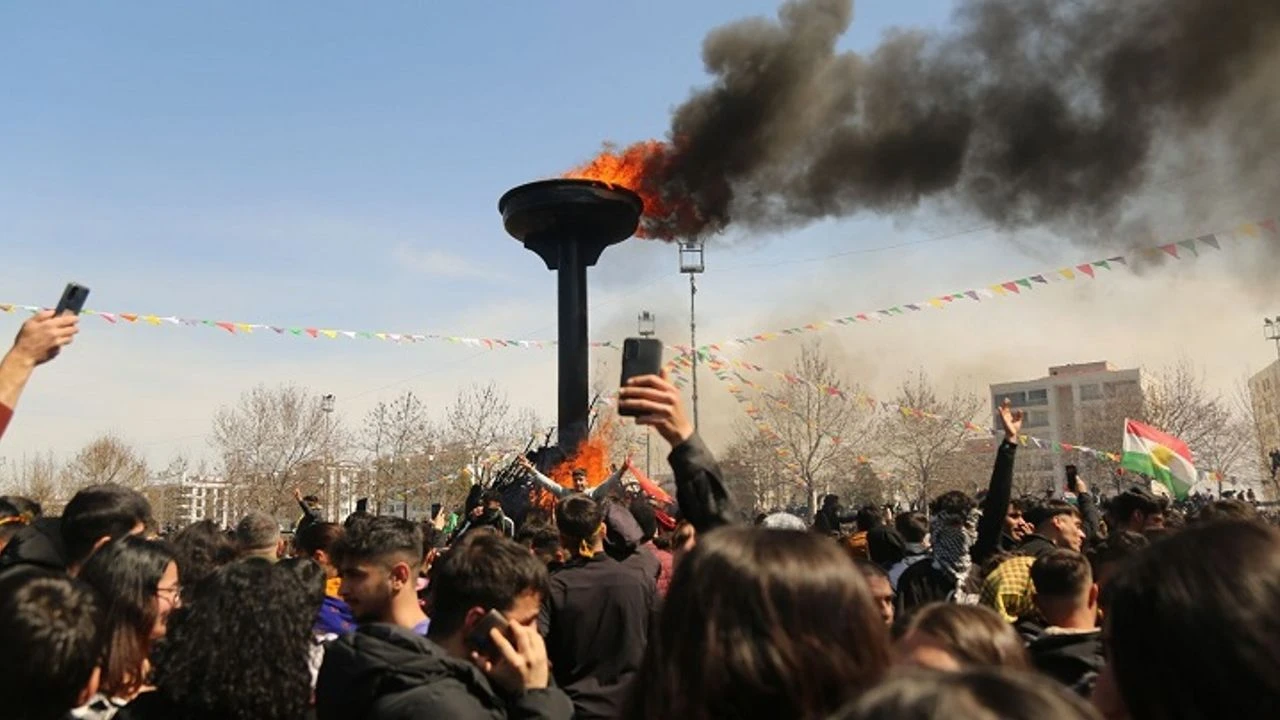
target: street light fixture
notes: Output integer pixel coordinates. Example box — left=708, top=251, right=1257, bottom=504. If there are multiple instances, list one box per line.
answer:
left=320, top=394, right=335, bottom=518
left=678, top=241, right=705, bottom=430
left=638, top=310, right=657, bottom=475
left=1266, top=316, right=1280, bottom=360
left=638, top=311, right=656, bottom=338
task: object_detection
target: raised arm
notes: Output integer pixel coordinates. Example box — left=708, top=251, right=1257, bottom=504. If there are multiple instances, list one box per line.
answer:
left=0, top=311, right=79, bottom=439
left=972, top=400, right=1021, bottom=565
left=619, top=372, right=737, bottom=532
left=518, top=457, right=570, bottom=499
left=587, top=461, right=629, bottom=500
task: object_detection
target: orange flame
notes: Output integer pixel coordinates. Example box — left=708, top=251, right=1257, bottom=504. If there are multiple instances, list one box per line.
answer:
left=564, top=140, right=696, bottom=239
left=531, top=432, right=620, bottom=510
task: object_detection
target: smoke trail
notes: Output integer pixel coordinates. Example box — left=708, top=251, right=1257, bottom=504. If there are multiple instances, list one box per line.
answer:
left=634, top=0, right=1280, bottom=242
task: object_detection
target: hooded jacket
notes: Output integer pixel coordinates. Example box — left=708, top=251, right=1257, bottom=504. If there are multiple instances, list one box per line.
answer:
left=1028, top=629, right=1105, bottom=696
left=0, top=516, right=66, bottom=579
left=316, top=623, right=572, bottom=720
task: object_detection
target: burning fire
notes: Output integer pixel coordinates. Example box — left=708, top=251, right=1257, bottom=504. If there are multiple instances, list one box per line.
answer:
left=564, top=140, right=698, bottom=240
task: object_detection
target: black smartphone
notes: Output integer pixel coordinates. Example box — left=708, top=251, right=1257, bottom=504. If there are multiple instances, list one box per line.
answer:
left=54, top=283, right=90, bottom=316
left=465, top=609, right=510, bottom=657
left=431, top=503, right=443, bottom=520
left=355, top=498, right=368, bottom=514
left=619, top=337, right=664, bottom=417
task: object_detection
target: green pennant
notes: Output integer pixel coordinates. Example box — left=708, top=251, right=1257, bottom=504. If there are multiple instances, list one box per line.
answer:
left=290, top=328, right=303, bottom=336
left=1094, top=260, right=1110, bottom=270
left=1016, top=278, right=1032, bottom=289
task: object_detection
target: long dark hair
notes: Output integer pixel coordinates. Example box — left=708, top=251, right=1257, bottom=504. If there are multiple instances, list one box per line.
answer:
left=151, top=559, right=313, bottom=720
left=77, top=535, right=177, bottom=698
left=170, top=520, right=237, bottom=594
left=625, top=526, right=890, bottom=720
left=835, top=668, right=1100, bottom=720
left=1105, top=520, right=1280, bottom=720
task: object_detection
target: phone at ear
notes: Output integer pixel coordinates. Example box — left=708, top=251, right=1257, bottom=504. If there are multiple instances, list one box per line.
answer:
left=431, top=503, right=443, bottom=520
left=619, top=337, right=664, bottom=417
left=465, top=609, right=511, bottom=657
left=54, top=283, right=90, bottom=316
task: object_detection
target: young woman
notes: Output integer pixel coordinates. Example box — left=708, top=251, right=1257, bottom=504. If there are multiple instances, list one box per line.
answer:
left=895, top=603, right=1030, bottom=671
left=836, top=668, right=1100, bottom=720
left=117, top=559, right=315, bottom=720
left=75, top=536, right=180, bottom=719
left=625, top=525, right=890, bottom=720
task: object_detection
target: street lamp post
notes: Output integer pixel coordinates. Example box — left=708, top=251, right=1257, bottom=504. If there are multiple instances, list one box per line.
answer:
left=678, top=242, right=705, bottom=430
left=1266, top=316, right=1280, bottom=361
left=638, top=311, right=656, bottom=476
left=321, top=394, right=335, bottom=519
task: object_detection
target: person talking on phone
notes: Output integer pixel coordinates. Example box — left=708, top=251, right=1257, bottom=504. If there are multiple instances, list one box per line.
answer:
left=317, top=530, right=571, bottom=720
left=0, top=310, right=80, bottom=441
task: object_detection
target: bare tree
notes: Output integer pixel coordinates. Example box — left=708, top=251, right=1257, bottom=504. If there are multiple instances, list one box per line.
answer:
left=211, top=384, right=342, bottom=520
left=745, top=342, right=876, bottom=512
left=875, top=370, right=986, bottom=510
left=2, top=452, right=64, bottom=511
left=363, top=392, right=435, bottom=517
left=720, top=420, right=802, bottom=514
left=442, top=382, right=536, bottom=484
left=63, top=434, right=149, bottom=491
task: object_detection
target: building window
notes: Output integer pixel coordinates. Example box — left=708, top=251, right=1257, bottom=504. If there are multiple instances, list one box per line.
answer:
left=997, top=391, right=1028, bottom=407
left=1105, top=380, right=1139, bottom=399
left=1024, top=410, right=1050, bottom=428
left=1080, top=384, right=1102, bottom=401
left=1026, top=389, right=1048, bottom=405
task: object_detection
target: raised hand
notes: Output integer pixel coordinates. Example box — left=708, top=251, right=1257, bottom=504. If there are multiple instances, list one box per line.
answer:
left=998, top=399, right=1024, bottom=444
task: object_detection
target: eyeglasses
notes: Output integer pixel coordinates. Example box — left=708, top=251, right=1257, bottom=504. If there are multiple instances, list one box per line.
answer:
left=156, top=585, right=182, bottom=601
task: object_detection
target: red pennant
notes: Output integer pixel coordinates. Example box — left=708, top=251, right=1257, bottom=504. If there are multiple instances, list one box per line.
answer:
left=1076, top=264, right=1095, bottom=278
left=1001, top=282, right=1020, bottom=294
left=1261, top=219, right=1278, bottom=234
left=1160, top=244, right=1179, bottom=258
left=305, top=328, right=318, bottom=338
left=120, top=313, right=139, bottom=323
left=215, top=321, right=236, bottom=334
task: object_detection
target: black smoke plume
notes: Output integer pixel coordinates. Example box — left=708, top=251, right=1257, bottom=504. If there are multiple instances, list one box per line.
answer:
left=632, top=0, right=1280, bottom=242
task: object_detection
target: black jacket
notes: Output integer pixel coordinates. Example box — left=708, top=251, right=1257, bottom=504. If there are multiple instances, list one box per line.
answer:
left=539, top=554, right=655, bottom=720
left=0, top=516, right=66, bottom=580
left=1028, top=629, right=1105, bottom=696
left=316, top=623, right=572, bottom=720
left=667, top=433, right=737, bottom=533
left=971, top=440, right=1018, bottom=566
left=1017, top=534, right=1059, bottom=559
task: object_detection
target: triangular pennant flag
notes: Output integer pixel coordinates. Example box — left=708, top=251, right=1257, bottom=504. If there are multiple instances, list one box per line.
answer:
left=1178, top=239, right=1198, bottom=256
left=1160, top=243, right=1180, bottom=258
left=0, top=304, right=12, bottom=313
left=215, top=321, right=236, bottom=334
left=1030, top=275, right=1048, bottom=284
left=1197, top=234, right=1219, bottom=250
left=321, top=330, right=338, bottom=339
left=927, top=298, right=945, bottom=309
left=1261, top=219, right=1277, bottom=234
left=120, top=313, right=139, bottom=323
left=1059, top=268, right=1075, bottom=280
left=236, top=324, right=254, bottom=333
left=965, top=290, right=980, bottom=301
left=1237, top=222, right=1259, bottom=237
left=289, top=328, right=303, bottom=336
left=99, top=312, right=117, bottom=323
left=1076, top=264, right=1095, bottom=278
left=1016, top=278, right=1032, bottom=290
left=341, top=331, right=357, bottom=339
left=142, top=315, right=161, bottom=325
left=1092, top=260, right=1110, bottom=271
left=270, top=326, right=284, bottom=334
left=1108, top=256, right=1127, bottom=265
left=305, top=328, right=319, bottom=338
left=1001, top=282, right=1020, bottom=294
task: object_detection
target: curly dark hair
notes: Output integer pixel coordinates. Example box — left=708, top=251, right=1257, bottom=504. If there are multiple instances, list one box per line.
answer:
left=170, top=520, right=237, bottom=593
left=151, top=559, right=313, bottom=720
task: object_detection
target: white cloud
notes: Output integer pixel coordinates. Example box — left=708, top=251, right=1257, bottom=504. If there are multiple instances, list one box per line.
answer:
left=393, top=244, right=506, bottom=281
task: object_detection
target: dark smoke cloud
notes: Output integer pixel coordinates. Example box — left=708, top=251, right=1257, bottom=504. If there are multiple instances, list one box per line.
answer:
left=638, top=0, right=1280, bottom=243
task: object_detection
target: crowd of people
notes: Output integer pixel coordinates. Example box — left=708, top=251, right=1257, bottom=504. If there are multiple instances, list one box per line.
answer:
left=4, top=311, right=1280, bottom=720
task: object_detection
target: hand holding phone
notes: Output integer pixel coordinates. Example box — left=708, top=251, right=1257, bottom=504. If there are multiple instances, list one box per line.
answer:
left=465, top=609, right=511, bottom=658
left=618, top=338, right=664, bottom=417
left=54, top=283, right=90, bottom=317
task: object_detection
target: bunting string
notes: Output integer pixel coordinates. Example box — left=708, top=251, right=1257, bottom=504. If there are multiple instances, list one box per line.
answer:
left=0, top=303, right=615, bottom=350
left=2, top=216, right=1269, bottom=356
left=694, top=217, right=1275, bottom=354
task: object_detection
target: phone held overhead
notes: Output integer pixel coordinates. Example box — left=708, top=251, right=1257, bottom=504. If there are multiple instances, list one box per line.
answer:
left=54, top=282, right=90, bottom=316
left=618, top=337, right=663, bottom=418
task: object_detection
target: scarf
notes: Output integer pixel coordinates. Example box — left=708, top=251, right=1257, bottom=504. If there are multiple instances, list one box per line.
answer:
left=930, top=510, right=977, bottom=586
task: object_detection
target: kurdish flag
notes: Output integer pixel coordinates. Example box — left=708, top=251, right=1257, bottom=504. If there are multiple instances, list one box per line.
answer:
left=1121, top=419, right=1197, bottom=500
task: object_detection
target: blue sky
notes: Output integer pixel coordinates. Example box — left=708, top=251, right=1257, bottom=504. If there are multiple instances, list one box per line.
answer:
left=1, top=1, right=1273, bottom=470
